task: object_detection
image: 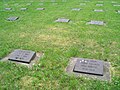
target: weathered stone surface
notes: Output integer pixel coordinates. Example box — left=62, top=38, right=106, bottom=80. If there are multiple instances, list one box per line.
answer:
left=66, top=58, right=111, bottom=81
left=87, top=20, right=105, bottom=25
left=73, top=59, right=104, bottom=76
left=36, top=8, right=45, bottom=10
left=7, top=17, right=19, bottom=21
left=8, top=49, right=36, bottom=63
left=55, top=18, right=70, bottom=23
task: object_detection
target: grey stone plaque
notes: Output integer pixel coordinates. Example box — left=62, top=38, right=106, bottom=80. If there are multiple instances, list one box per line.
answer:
left=5, top=8, right=12, bottom=10
left=94, top=9, right=104, bottom=12
left=73, top=59, right=104, bottom=76
left=118, top=10, right=120, bottom=13
left=80, top=3, right=86, bottom=6
left=72, top=8, right=81, bottom=11
left=8, top=49, right=36, bottom=63
left=96, top=4, right=103, bottom=6
left=36, top=8, right=45, bottom=10
left=20, top=8, right=27, bottom=11
left=55, top=18, right=70, bottom=23
left=7, top=17, right=19, bottom=21
left=113, top=5, right=120, bottom=7
left=87, top=20, right=105, bottom=25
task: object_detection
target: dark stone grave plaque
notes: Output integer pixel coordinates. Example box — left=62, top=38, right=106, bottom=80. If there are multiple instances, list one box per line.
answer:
left=7, top=17, right=19, bottom=21
left=94, top=9, right=104, bottom=12
left=87, top=20, right=105, bottom=25
left=72, top=8, right=81, bottom=11
left=36, top=8, right=45, bottom=10
left=8, top=49, right=36, bottom=63
left=20, top=8, right=27, bottom=11
left=73, top=59, right=104, bottom=76
left=5, top=8, right=12, bottom=10
left=55, top=18, right=70, bottom=23
left=96, top=4, right=103, bottom=6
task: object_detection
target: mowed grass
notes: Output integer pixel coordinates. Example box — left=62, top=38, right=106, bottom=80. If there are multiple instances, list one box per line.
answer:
left=0, top=0, right=120, bottom=89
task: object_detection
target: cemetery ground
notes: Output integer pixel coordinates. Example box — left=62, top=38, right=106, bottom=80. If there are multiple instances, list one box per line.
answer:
left=0, top=0, right=120, bottom=89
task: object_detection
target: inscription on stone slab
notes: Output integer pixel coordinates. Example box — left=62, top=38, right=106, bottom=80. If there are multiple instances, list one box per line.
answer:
left=72, top=8, right=81, bottom=11
left=55, top=18, right=70, bottom=23
left=36, top=8, right=45, bottom=10
left=5, top=8, right=12, bottom=10
left=20, top=8, right=27, bottom=11
left=87, top=20, right=105, bottom=25
left=7, top=17, right=19, bottom=21
left=94, top=9, right=104, bottom=12
left=8, top=49, right=36, bottom=63
left=73, top=58, right=104, bottom=76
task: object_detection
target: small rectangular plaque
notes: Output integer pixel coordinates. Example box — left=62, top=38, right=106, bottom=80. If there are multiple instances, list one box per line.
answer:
left=73, top=58, right=104, bottom=76
left=94, top=9, right=104, bottom=12
left=8, top=49, right=36, bottom=63
left=96, top=4, right=103, bottom=6
left=72, top=8, right=81, bottom=11
left=20, top=8, right=27, bottom=11
left=5, top=8, right=12, bottom=10
left=36, top=8, right=45, bottom=10
left=7, top=17, right=19, bottom=21
left=87, top=20, right=105, bottom=25
left=55, top=18, right=70, bottom=23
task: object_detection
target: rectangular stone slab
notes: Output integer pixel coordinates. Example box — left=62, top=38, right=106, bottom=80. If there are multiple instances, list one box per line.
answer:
left=55, top=18, right=70, bottom=22
left=5, top=8, right=12, bottom=10
left=8, top=49, right=36, bottom=63
left=94, top=9, right=104, bottom=12
left=7, top=17, right=19, bottom=21
left=96, top=4, right=103, bottom=6
left=73, top=58, right=104, bottom=76
left=20, top=8, right=27, bottom=11
left=72, top=8, right=81, bottom=11
left=87, top=20, right=105, bottom=25
left=36, top=8, right=45, bottom=10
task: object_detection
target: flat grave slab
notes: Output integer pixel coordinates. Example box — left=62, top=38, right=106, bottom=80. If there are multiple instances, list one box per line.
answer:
left=20, top=8, right=27, bottom=11
left=36, top=8, right=45, bottom=10
left=87, top=20, right=105, bottom=25
left=117, top=10, right=120, bottom=13
left=80, top=3, right=86, bottom=6
left=94, top=9, right=104, bottom=12
left=72, top=8, right=81, bottom=11
left=8, top=49, right=36, bottom=63
left=55, top=18, right=70, bottom=23
left=96, top=4, right=103, bottom=6
left=73, top=59, right=104, bottom=76
left=7, top=17, right=19, bottom=21
left=1, top=49, right=43, bottom=68
left=5, top=8, right=12, bottom=10
left=66, top=58, right=111, bottom=81
left=113, top=5, right=120, bottom=7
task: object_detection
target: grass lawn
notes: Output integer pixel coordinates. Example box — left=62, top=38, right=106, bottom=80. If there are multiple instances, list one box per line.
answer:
left=0, top=0, right=120, bottom=89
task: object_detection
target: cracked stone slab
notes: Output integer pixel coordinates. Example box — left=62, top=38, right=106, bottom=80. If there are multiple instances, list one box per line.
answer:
left=55, top=18, right=70, bottom=23
left=94, top=9, right=104, bottom=12
left=66, top=58, right=111, bottom=81
left=20, top=8, right=27, bottom=11
left=36, top=8, right=45, bottom=10
left=72, top=8, right=81, bottom=11
left=87, top=20, right=105, bottom=25
left=7, top=17, right=19, bottom=21
left=1, top=49, right=43, bottom=68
